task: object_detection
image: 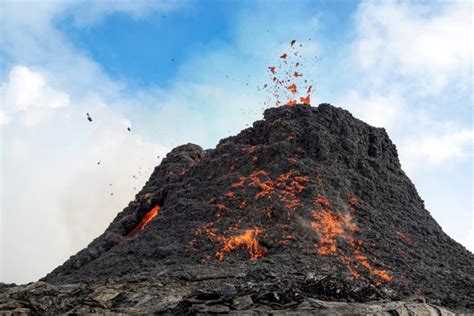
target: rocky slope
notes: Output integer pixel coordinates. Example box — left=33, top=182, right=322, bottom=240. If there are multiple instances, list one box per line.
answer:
left=1, top=104, right=472, bottom=314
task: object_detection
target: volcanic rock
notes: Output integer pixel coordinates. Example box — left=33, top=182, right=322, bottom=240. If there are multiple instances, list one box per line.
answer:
left=1, top=104, right=472, bottom=314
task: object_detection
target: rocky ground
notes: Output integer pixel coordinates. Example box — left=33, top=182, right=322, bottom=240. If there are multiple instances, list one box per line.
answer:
left=0, top=276, right=456, bottom=315
left=2, top=104, right=472, bottom=314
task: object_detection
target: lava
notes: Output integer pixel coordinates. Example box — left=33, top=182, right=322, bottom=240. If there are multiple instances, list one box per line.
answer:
left=288, top=84, right=297, bottom=93
left=300, top=95, right=310, bottom=104
left=215, top=228, right=267, bottom=261
left=310, top=196, right=392, bottom=285
left=263, top=40, right=315, bottom=107
left=127, top=205, right=160, bottom=237
left=311, top=210, right=357, bottom=255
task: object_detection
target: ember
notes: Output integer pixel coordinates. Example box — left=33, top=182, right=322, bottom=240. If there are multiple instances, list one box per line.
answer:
left=262, top=41, right=315, bottom=107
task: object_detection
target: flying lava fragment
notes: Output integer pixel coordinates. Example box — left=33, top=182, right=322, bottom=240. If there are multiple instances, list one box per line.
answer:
left=263, top=40, right=316, bottom=107
left=288, top=84, right=297, bottom=93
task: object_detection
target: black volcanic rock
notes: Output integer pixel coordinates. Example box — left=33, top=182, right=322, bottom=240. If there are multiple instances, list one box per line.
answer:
left=17, top=104, right=474, bottom=313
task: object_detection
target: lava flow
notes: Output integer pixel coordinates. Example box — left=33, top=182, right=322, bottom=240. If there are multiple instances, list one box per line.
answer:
left=127, top=205, right=160, bottom=237
left=311, top=197, right=393, bottom=285
left=215, top=228, right=267, bottom=261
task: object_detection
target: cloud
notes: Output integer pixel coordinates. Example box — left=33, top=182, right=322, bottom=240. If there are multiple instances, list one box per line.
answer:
left=1, top=65, right=70, bottom=126
left=399, top=128, right=474, bottom=172
left=1, top=66, right=169, bottom=284
left=352, top=1, right=472, bottom=94
left=337, top=90, right=404, bottom=131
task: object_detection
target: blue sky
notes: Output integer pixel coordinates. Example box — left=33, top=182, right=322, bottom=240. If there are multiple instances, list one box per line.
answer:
left=56, top=0, right=357, bottom=89
left=1, top=0, right=472, bottom=284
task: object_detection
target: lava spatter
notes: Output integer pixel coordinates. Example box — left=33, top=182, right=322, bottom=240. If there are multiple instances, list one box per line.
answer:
left=263, top=40, right=316, bottom=107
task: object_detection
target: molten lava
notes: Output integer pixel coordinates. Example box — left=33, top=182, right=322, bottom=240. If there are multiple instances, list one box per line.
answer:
left=262, top=40, right=315, bottom=107
left=310, top=196, right=393, bottom=286
left=127, top=205, right=160, bottom=237
left=215, top=228, right=267, bottom=261
left=300, top=95, right=310, bottom=104
left=311, top=210, right=358, bottom=255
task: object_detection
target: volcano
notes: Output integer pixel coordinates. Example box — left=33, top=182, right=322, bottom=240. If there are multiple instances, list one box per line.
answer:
left=2, top=104, right=473, bottom=314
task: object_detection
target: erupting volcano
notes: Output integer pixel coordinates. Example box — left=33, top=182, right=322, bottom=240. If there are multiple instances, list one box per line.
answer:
left=1, top=41, right=472, bottom=314
left=2, top=103, right=471, bottom=314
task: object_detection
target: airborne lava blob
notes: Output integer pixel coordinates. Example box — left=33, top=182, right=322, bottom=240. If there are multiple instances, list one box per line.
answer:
left=263, top=40, right=315, bottom=107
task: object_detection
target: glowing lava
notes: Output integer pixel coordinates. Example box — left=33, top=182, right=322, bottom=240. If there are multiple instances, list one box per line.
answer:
left=311, top=210, right=358, bottom=255
left=127, top=205, right=160, bottom=237
left=215, top=228, right=267, bottom=261
left=311, top=196, right=393, bottom=286
left=263, top=40, right=315, bottom=107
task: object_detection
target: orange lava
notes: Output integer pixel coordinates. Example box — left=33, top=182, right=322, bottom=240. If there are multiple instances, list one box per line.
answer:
left=215, top=228, right=267, bottom=261
left=288, top=84, right=297, bottom=93
left=262, top=41, right=316, bottom=108
left=311, top=195, right=393, bottom=286
left=354, top=250, right=393, bottom=285
left=311, top=210, right=357, bottom=255
left=315, top=195, right=332, bottom=208
left=127, top=205, right=160, bottom=237
left=300, top=95, right=310, bottom=104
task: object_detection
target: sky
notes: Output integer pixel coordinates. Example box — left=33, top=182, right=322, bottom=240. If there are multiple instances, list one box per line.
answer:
left=0, top=0, right=472, bottom=284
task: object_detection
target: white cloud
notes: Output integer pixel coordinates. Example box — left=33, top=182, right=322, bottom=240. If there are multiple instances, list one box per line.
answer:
left=1, top=65, right=70, bottom=126
left=0, top=66, right=169, bottom=284
left=400, top=128, right=474, bottom=171
left=337, top=90, right=404, bottom=131
left=353, top=1, right=472, bottom=94
left=0, top=112, right=10, bottom=126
